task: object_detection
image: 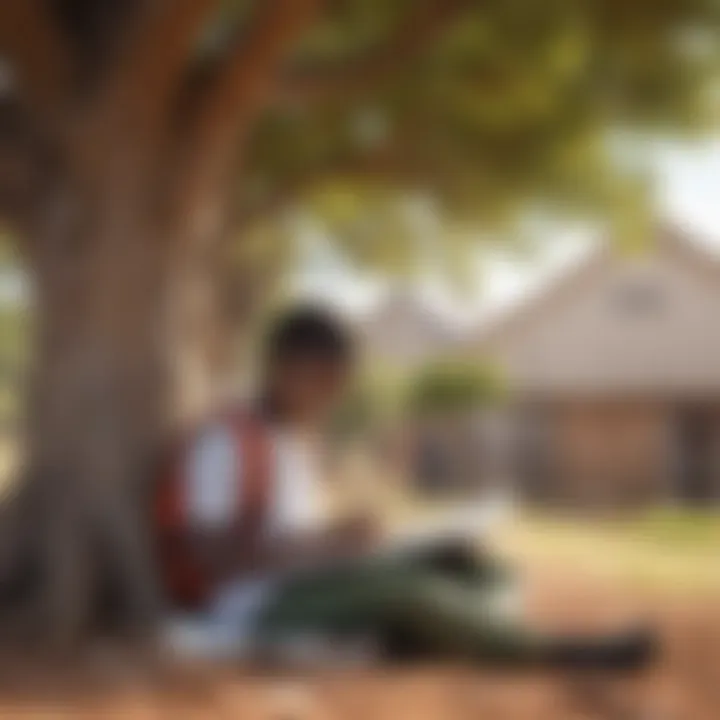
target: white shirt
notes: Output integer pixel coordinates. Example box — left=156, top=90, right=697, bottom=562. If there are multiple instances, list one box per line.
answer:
left=185, top=422, right=325, bottom=537
left=170, top=421, right=325, bottom=657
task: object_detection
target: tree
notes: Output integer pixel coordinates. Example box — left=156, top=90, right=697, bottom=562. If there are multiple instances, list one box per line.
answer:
left=406, top=361, right=503, bottom=418
left=0, top=0, right=716, bottom=644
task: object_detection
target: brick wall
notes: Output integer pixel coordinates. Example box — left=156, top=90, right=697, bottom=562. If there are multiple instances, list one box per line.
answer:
left=520, top=401, right=673, bottom=509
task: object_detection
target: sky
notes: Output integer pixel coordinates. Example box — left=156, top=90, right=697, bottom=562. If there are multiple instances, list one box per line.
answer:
left=295, top=138, right=720, bottom=324
left=655, top=139, right=720, bottom=241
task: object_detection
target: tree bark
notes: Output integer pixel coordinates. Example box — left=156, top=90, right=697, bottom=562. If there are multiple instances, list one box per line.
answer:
left=0, top=188, right=207, bottom=645
left=0, top=0, right=324, bottom=649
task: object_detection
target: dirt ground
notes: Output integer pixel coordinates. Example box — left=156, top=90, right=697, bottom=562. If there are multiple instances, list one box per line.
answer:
left=0, top=564, right=717, bottom=719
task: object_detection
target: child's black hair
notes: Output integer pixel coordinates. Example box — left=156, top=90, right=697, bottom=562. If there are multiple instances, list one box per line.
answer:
left=265, top=304, right=354, bottom=366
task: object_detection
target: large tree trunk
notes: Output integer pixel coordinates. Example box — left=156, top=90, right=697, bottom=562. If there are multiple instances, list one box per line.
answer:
left=1, top=193, right=217, bottom=646
left=0, top=0, right=323, bottom=650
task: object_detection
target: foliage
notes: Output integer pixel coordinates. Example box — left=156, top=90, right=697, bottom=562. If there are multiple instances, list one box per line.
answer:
left=0, top=238, right=30, bottom=426
left=234, top=0, right=720, bottom=286
left=405, top=360, right=504, bottom=416
left=330, top=379, right=382, bottom=437
left=2, top=1, right=720, bottom=290
left=331, top=361, right=425, bottom=437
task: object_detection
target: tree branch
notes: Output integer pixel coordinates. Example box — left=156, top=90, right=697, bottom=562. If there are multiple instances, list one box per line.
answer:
left=92, top=0, right=219, bottom=143
left=279, top=0, right=473, bottom=106
left=0, top=1, right=74, bottom=124
left=182, top=0, right=325, bottom=194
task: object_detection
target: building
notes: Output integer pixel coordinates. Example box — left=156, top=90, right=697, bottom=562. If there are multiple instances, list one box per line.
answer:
left=359, top=289, right=459, bottom=369
left=464, top=226, right=720, bottom=508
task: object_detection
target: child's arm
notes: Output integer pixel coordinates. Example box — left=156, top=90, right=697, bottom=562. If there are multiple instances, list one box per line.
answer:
left=252, top=512, right=380, bottom=573
left=191, top=513, right=379, bottom=582
left=183, top=424, right=380, bottom=582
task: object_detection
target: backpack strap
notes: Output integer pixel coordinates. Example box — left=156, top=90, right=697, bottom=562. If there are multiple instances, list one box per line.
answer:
left=230, top=408, right=274, bottom=561
left=154, top=404, right=275, bottom=610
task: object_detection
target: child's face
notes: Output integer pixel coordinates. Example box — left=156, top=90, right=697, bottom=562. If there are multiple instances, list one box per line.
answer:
left=270, top=355, right=350, bottom=425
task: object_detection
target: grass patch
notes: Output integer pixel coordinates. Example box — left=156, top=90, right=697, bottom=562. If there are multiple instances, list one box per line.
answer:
left=500, top=508, right=720, bottom=593
left=616, top=507, right=720, bottom=548
left=380, top=494, right=720, bottom=592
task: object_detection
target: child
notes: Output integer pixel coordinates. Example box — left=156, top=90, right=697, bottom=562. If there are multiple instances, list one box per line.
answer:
left=155, top=305, right=655, bottom=669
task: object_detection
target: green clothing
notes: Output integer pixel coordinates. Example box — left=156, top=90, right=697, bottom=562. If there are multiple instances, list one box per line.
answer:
left=256, top=541, right=543, bottom=663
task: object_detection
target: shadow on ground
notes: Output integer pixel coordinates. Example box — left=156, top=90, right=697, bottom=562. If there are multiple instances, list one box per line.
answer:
left=0, top=565, right=717, bottom=719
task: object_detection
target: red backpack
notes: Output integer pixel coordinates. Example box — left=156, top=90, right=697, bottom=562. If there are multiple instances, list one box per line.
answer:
left=153, top=408, right=274, bottom=610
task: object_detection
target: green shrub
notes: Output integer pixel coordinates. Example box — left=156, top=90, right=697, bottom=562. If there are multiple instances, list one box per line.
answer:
left=405, top=361, right=504, bottom=416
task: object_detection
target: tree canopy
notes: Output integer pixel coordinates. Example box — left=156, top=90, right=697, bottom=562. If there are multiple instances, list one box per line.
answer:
left=1, top=1, right=718, bottom=260
left=406, top=360, right=504, bottom=416
left=235, top=0, right=719, bottom=288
